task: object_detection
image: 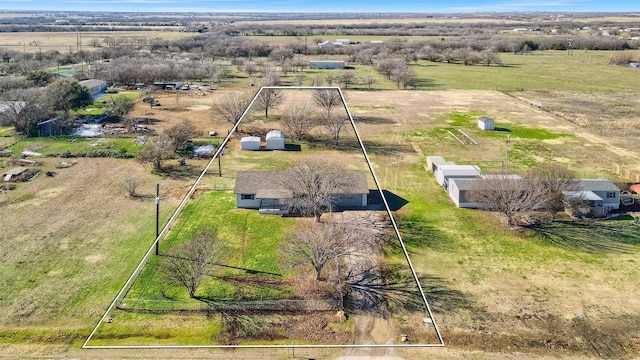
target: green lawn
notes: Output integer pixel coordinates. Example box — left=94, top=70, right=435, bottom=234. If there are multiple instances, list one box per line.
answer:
left=6, top=136, right=142, bottom=157
left=412, top=50, right=640, bottom=92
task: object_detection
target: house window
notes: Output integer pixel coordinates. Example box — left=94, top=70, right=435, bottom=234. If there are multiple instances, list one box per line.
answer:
left=241, top=194, right=255, bottom=200
left=606, top=192, right=616, bottom=198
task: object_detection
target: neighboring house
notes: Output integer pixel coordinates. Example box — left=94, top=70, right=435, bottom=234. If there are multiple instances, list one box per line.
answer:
left=435, top=164, right=482, bottom=189
left=234, top=171, right=369, bottom=215
left=565, top=179, right=621, bottom=217
left=309, top=61, right=345, bottom=70
left=447, top=174, right=522, bottom=208
left=447, top=178, right=483, bottom=208
left=265, top=130, right=285, bottom=150
left=152, top=81, right=181, bottom=90
left=79, top=79, right=107, bottom=98
left=478, top=116, right=495, bottom=131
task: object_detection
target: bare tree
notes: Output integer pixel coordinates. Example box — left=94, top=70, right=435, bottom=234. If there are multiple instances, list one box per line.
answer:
left=280, top=101, right=316, bottom=140
left=137, top=133, right=175, bottom=171
left=466, top=175, right=554, bottom=227
left=528, top=163, right=581, bottom=221
left=312, top=88, right=342, bottom=117
left=323, top=112, right=350, bottom=146
left=162, top=229, right=224, bottom=298
left=480, top=47, right=502, bottom=66
left=390, top=63, right=416, bottom=89
left=282, top=220, right=352, bottom=280
left=212, top=92, right=251, bottom=129
left=280, top=158, right=359, bottom=222
left=164, top=120, right=199, bottom=150
left=0, top=87, right=50, bottom=136
left=254, top=88, right=284, bottom=119
left=120, top=175, right=142, bottom=198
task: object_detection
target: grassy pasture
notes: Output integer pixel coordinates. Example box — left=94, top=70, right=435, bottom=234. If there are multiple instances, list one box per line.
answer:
left=0, top=31, right=186, bottom=53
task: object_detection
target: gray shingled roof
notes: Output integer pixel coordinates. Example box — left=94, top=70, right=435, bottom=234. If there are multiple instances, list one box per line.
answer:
left=577, top=179, right=620, bottom=192
left=234, top=171, right=368, bottom=196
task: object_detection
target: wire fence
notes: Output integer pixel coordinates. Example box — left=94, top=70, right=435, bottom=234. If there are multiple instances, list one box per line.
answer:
left=116, top=298, right=341, bottom=314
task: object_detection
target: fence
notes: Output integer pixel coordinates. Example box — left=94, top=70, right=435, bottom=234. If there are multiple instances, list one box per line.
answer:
left=613, top=163, right=640, bottom=183
left=116, top=298, right=341, bottom=314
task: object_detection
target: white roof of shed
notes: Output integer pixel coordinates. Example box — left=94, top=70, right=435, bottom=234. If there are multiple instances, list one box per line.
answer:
left=266, top=130, right=284, bottom=140
left=240, top=136, right=261, bottom=142
left=437, top=164, right=482, bottom=176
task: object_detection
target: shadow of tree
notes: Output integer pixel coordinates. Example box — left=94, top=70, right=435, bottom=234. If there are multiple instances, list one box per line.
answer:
left=344, top=264, right=473, bottom=317
left=354, top=116, right=396, bottom=125
left=534, top=220, right=640, bottom=253
left=390, top=214, right=453, bottom=254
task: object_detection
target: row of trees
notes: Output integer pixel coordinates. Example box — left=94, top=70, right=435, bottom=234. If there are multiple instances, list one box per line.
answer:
left=0, top=78, right=92, bottom=135
left=212, top=88, right=351, bottom=146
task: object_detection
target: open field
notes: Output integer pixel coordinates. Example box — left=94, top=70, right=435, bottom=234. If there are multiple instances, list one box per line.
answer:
left=0, top=31, right=186, bottom=53
left=2, top=87, right=640, bottom=358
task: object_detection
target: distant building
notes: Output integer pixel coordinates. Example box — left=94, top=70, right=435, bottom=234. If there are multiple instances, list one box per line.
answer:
left=309, top=61, right=345, bottom=70
left=79, top=79, right=107, bottom=98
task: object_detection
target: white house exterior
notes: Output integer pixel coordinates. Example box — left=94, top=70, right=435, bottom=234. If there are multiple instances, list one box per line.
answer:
left=240, top=136, right=261, bottom=150
left=265, top=130, right=285, bottom=150
left=79, top=79, right=107, bottom=98
left=234, top=171, right=369, bottom=215
left=478, top=116, right=495, bottom=131
left=435, top=164, right=482, bottom=189
left=566, top=179, right=621, bottom=217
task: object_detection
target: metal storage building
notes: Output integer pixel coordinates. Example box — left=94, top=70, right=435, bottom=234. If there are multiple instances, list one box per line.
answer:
left=478, top=116, right=495, bottom=131
left=435, top=164, right=482, bottom=189
left=240, top=136, right=261, bottom=151
left=265, top=130, right=285, bottom=150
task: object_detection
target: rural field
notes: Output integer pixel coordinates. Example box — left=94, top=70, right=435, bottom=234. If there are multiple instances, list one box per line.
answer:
left=1, top=29, right=640, bottom=358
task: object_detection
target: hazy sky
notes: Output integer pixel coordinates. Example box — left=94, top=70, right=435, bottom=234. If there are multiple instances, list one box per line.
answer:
left=0, top=0, right=638, bottom=13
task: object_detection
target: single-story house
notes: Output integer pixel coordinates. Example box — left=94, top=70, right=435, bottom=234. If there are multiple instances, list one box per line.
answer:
left=265, top=130, right=285, bottom=150
left=435, top=164, right=482, bottom=189
left=478, top=116, right=495, bottom=131
left=240, top=136, right=261, bottom=151
left=565, top=179, right=620, bottom=217
left=79, top=79, right=107, bottom=98
left=234, top=171, right=369, bottom=215
left=309, top=61, right=345, bottom=70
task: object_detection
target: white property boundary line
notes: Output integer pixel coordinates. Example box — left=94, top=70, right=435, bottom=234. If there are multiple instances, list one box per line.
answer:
left=83, top=86, right=444, bottom=349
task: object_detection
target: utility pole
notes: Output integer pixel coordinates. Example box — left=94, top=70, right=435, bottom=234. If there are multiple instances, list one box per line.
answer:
left=155, top=184, right=161, bottom=255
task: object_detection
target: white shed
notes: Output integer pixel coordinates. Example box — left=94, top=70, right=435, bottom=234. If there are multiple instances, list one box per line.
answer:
left=478, top=116, right=495, bottom=131
left=435, top=164, right=482, bottom=189
left=240, top=136, right=261, bottom=151
left=265, top=130, right=285, bottom=150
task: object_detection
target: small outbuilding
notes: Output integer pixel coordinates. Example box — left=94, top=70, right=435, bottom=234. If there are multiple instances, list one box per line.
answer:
left=478, top=116, right=495, bottom=131
left=265, top=130, right=285, bottom=150
left=240, top=136, right=261, bottom=151
left=435, top=164, right=482, bottom=189
left=425, top=156, right=447, bottom=172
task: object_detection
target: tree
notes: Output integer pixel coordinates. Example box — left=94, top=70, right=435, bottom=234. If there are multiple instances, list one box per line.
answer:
left=120, top=175, right=142, bottom=198
left=528, top=163, right=581, bottom=221
left=137, top=133, right=175, bottom=171
left=106, top=96, right=134, bottom=118
left=323, top=112, right=350, bottom=146
left=279, top=158, right=358, bottom=222
left=24, top=70, right=52, bottom=86
left=466, top=175, right=554, bottom=227
left=254, top=88, right=284, bottom=119
left=312, top=88, right=342, bottom=117
left=46, top=79, right=93, bottom=116
left=212, top=92, right=251, bottom=129
left=390, top=63, right=416, bottom=89
left=0, top=87, right=50, bottom=136
left=480, top=47, right=502, bottom=66
left=280, top=101, right=316, bottom=140
left=164, top=120, right=199, bottom=150
left=282, top=220, right=352, bottom=280
left=162, top=229, right=224, bottom=298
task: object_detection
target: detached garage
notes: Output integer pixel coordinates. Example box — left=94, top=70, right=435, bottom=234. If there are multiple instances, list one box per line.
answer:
left=266, top=130, right=285, bottom=150
left=240, top=136, right=261, bottom=151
